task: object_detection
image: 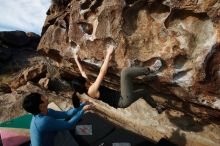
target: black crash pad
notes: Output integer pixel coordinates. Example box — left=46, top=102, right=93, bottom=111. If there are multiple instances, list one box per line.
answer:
left=71, top=112, right=155, bottom=146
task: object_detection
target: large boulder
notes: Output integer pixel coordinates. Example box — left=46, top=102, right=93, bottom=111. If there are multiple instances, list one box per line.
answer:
left=38, top=0, right=220, bottom=115
left=37, top=0, right=220, bottom=145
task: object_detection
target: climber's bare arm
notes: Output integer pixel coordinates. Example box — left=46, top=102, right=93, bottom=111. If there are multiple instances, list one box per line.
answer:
left=74, top=54, right=88, bottom=79
left=88, top=46, right=114, bottom=98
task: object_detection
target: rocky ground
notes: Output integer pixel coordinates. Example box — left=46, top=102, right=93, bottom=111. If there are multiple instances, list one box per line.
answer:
left=0, top=31, right=73, bottom=121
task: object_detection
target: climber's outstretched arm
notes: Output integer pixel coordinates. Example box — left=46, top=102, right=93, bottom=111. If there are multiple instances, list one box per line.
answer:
left=87, top=46, right=114, bottom=98
left=74, top=54, right=88, bottom=79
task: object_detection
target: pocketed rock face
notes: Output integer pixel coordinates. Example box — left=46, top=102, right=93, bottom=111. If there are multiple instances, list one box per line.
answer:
left=38, top=0, right=220, bottom=145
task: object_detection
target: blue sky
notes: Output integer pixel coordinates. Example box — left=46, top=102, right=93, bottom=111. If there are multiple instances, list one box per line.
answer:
left=0, top=0, right=51, bottom=34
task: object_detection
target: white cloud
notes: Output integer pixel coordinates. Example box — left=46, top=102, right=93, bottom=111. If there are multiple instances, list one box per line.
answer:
left=0, top=0, right=51, bottom=34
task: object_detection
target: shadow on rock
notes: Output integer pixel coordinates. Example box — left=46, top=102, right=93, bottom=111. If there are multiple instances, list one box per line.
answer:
left=168, top=129, right=186, bottom=146
left=166, top=106, right=207, bottom=132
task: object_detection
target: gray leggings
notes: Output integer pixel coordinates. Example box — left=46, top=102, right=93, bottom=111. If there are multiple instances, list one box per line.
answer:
left=118, top=67, right=157, bottom=108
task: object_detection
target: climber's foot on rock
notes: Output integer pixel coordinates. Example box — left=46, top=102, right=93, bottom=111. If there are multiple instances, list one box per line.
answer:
left=156, top=104, right=166, bottom=114
left=149, top=59, right=163, bottom=73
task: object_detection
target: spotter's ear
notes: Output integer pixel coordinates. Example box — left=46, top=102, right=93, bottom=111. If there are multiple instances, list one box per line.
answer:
left=39, top=104, right=44, bottom=112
